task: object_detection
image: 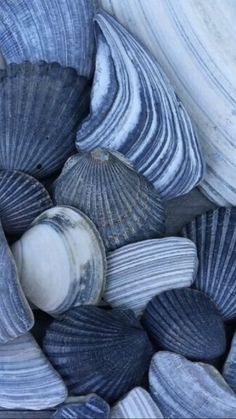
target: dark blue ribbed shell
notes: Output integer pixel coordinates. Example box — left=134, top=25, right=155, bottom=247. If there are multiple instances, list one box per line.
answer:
left=52, top=395, right=110, bottom=419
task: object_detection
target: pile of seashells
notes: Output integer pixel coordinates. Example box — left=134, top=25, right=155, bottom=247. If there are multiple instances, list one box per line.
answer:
left=0, top=1, right=236, bottom=418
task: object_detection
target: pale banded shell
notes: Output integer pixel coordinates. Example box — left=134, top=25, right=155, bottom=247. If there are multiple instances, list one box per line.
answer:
left=223, top=332, right=236, bottom=393
left=52, top=395, right=110, bottom=419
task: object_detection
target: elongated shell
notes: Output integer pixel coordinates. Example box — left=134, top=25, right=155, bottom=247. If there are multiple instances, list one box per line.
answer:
left=0, top=62, right=89, bottom=179
left=149, top=351, right=236, bottom=418
left=12, top=206, right=106, bottom=316
left=223, top=332, right=236, bottom=393
left=104, top=238, right=197, bottom=316
left=76, top=10, right=204, bottom=200
left=53, top=149, right=165, bottom=251
left=181, top=207, right=236, bottom=320
left=52, top=395, right=110, bottom=419
left=43, top=306, right=153, bottom=403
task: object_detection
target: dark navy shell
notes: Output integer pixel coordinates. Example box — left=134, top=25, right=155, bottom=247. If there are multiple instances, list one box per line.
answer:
left=52, top=395, right=110, bottom=419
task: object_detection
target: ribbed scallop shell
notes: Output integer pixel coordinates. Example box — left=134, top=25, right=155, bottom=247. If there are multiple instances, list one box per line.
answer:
left=181, top=207, right=236, bottom=321
left=0, top=170, right=52, bottom=235
left=149, top=351, right=236, bottom=418
left=53, top=149, right=165, bottom=251
left=12, top=206, right=106, bottom=316
left=0, top=221, right=33, bottom=343
left=76, top=10, right=204, bottom=200
left=0, top=332, right=67, bottom=410
left=223, top=332, right=236, bottom=393
left=104, top=238, right=197, bottom=316
left=43, top=306, right=153, bottom=403
left=0, top=62, right=89, bottom=178
left=142, top=288, right=226, bottom=362
left=52, top=395, right=110, bottom=419
left=0, top=0, right=95, bottom=78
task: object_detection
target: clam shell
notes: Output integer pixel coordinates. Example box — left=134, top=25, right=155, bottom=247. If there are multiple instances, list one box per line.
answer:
left=0, top=0, right=95, bottom=78
left=111, top=387, right=163, bottom=419
left=149, top=351, right=236, bottom=418
left=76, top=10, right=204, bottom=200
left=142, top=288, right=226, bottom=362
left=223, top=331, right=236, bottom=393
left=52, top=395, right=110, bottom=419
left=0, top=221, right=33, bottom=343
left=181, top=207, right=236, bottom=320
left=53, top=149, right=165, bottom=251
left=0, top=332, right=67, bottom=410
left=104, top=238, right=197, bottom=316
left=0, top=170, right=52, bottom=235
left=12, top=206, right=106, bottom=316
left=0, top=62, right=89, bottom=178
left=43, top=306, right=153, bottom=403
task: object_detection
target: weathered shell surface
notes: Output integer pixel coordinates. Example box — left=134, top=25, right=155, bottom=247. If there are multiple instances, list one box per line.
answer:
left=223, top=332, right=236, bottom=393
left=52, top=395, right=110, bottom=419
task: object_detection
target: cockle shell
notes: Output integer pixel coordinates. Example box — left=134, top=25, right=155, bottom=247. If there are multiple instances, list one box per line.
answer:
left=0, top=0, right=95, bottom=78
left=75, top=10, right=204, bottom=200
left=52, top=395, right=110, bottom=419
left=53, top=149, right=165, bottom=251
left=0, top=62, right=89, bottom=178
left=181, top=207, right=236, bottom=321
left=12, top=206, right=106, bottom=316
left=223, top=332, right=236, bottom=393
left=43, top=306, right=153, bottom=403
left=149, top=351, right=236, bottom=418
left=142, top=288, right=226, bottom=363
left=0, top=332, right=67, bottom=410
left=104, top=238, right=197, bottom=316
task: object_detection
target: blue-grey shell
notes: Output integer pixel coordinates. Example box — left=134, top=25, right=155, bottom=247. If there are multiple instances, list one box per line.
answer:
left=76, top=10, right=204, bottom=200
left=52, top=395, right=110, bottom=419
left=43, top=306, right=153, bottom=403
left=53, top=149, right=165, bottom=251
left=142, top=288, right=226, bottom=363
left=0, top=62, right=89, bottom=178
left=181, top=207, right=236, bottom=321
left=223, top=332, right=236, bottom=393
left=0, top=0, right=95, bottom=78
left=0, top=170, right=52, bottom=235
left=149, top=351, right=236, bottom=418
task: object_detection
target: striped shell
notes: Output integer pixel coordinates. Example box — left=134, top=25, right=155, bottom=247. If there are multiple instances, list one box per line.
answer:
left=52, top=395, right=110, bottom=419
left=223, top=332, right=236, bottom=393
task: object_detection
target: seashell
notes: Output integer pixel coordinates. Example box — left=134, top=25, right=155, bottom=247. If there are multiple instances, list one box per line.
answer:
left=0, top=170, right=52, bottom=235
left=142, top=288, right=226, bottom=363
left=43, top=306, right=153, bottom=403
left=0, top=62, right=89, bottom=179
left=149, top=351, right=236, bottom=418
left=111, top=387, right=163, bottom=419
left=181, top=207, right=236, bottom=321
left=0, top=0, right=95, bottom=78
left=75, top=10, right=204, bottom=200
left=104, top=238, right=197, bottom=316
left=223, top=331, right=236, bottom=393
left=53, top=149, right=165, bottom=251
left=52, top=395, right=110, bottom=419
left=0, top=221, right=33, bottom=343
left=12, top=206, right=106, bottom=316
left=0, top=332, right=67, bottom=410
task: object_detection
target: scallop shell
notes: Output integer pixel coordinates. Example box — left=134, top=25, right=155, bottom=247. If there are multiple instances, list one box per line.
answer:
left=12, top=206, right=106, bottom=316
left=0, top=221, right=33, bottom=343
left=0, top=332, right=67, bottom=410
left=104, top=238, right=197, bottom=316
left=0, top=170, right=52, bottom=235
left=223, top=332, right=236, bottom=393
left=0, top=0, right=95, bottom=78
left=43, top=306, right=153, bottom=403
left=52, top=395, right=110, bottom=419
left=54, top=149, right=165, bottom=251
left=0, top=62, right=89, bottom=179
left=142, top=288, right=226, bottom=363
left=181, top=207, right=236, bottom=321
left=111, top=387, right=163, bottom=419
left=149, top=351, right=236, bottom=418
left=75, top=10, right=204, bottom=200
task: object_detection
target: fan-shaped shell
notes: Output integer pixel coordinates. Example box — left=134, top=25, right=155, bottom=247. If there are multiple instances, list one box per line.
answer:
left=53, top=149, right=165, bottom=251
left=0, top=0, right=95, bottom=78
left=181, top=207, right=236, bottom=321
left=52, top=395, right=110, bottom=419
left=104, top=238, right=197, bottom=316
left=43, top=306, right=153, bottom=403
left=12, top=206, right=106, bottom=316
left=0, top=170, right=52, bottom=235
left=149, top=351, right=236, bottom=418
left=223, top=331, right=236, bottom=393
left=0, top=62, right=89, bottom=179
left=75, top=10, right=204, bottom=200
left=0, top=332, right=67, bottom=410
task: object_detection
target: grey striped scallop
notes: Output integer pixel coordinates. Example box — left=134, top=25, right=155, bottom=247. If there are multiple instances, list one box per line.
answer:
left=223, top=332, right=236, bottom=393
left=76, top=10, right=204, bottom=200
left=104, top=238, right=197, bottom=316
left=0, top=0, right=95, bottom=78
left=0, top=332, right=67, bottom=410
left=52, top=395, right=110, bottom=419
